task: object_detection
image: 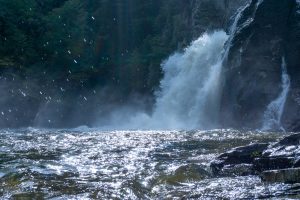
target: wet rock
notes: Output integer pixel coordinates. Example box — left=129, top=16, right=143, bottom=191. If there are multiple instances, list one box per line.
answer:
left=263, top=145, right=300, bottom=158
left=211, top=143, right=269, bottom=175
left=254, top=156, right=295, bottom=172
left=293, top=157, right=300, bottom=167
left=211, top=133, right=300, bottom=184
left=269, top=133, right=300, bottom=148
left=261, top=168, right=300, bottom=183
left=254, top=133, right=300, bottom=171
left=159, top=164, right=211, bottom=185
left=262, top=134, right=300, bottom=158
left=217, top=163, right=254, bottom=176
left=11, top=192, right=45, bottom=200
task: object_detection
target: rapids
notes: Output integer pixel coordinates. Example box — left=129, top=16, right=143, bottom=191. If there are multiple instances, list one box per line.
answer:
left=0, top=128, right=297, bottom=199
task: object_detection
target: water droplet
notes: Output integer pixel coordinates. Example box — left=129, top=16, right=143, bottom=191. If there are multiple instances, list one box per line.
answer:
left=19, top=89, right=26, bottom=97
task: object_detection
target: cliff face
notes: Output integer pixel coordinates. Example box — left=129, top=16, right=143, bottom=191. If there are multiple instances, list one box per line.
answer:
left=155, top=0, right=249, bottom=49
left=284, top=0, right=300, bottom=131
left=190, top=0, right=249, bottom=36
left=221, top=0, right=300, bottom=131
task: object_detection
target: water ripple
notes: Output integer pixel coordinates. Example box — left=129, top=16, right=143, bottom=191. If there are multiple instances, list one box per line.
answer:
left=0, top=129, right=294, bottom=199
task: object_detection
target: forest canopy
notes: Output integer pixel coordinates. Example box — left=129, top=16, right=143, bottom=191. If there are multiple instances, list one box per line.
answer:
left=0, top=0, right=192, bottom=95
left=0, top=0, right=195, bottom=127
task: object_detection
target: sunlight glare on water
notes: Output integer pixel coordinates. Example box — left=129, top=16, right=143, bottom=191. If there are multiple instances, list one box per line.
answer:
left=0, top=128, right=295, bottom=199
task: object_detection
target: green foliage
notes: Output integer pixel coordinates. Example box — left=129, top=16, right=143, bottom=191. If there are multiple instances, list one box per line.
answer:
left=41, top=0, right=88, bottom=70
left=0, top=0, right=40, bottom=64
left=0, top=0, right=192, bottom=96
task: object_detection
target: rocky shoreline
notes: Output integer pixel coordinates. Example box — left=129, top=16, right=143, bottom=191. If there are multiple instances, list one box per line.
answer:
left=211, top=133, right=300, bottom=184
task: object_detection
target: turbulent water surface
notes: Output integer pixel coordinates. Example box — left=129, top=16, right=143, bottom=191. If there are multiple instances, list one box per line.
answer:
left=1, top=128, right=299, bottom=199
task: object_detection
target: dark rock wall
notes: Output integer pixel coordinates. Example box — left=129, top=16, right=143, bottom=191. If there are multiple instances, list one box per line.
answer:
left=189, top=0, right=249, bottom=38
left=284, top=1, right=300, bottom=131
left=221, top=0, right=300, bottom=131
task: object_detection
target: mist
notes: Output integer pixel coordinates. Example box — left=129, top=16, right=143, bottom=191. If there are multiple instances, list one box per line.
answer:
left=0, top=30, right=230, bottom=131
left=91, top=31, right=229, bottom=130
left=1, top=0, right=299, bottom=132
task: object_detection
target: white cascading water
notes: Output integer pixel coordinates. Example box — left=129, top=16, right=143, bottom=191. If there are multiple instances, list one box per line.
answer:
left=102, top=5, right=246, bottom=130
left=262, top=57, right=291, bottom=131
left=146, top=6, right=245, bottom=130
left=150, top=31, right=229, bottom=129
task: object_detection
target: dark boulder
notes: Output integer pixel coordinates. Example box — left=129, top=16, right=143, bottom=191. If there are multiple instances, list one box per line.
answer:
left=293, top=157, right=300, bottom=167
left=261, top=168, right=300, bottom=183
left=253, top=157, right=295, bottom=172
left=254, top=133, right=300, bottom=171
left=268, top=133, right=300, bottom=148
left=157, top=164, right=211, bottom=185
left=211, top=133, right=300, bottom=181
left=210, top=143, right=269, bottom=175
left=215, top=163, right=254, bottom=176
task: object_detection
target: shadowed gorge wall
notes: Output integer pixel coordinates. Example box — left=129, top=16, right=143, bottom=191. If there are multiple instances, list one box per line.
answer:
left=221, top=0, right=300, bottom=131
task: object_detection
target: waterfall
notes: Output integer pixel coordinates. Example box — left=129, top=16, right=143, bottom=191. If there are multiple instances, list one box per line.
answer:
left=150, top=31, right=229, bottom=129
left=100, top=5, right=248, bottom=130
left=262, top=57, right=291, bottom=131
left=146, top=6, right=247, bottom=130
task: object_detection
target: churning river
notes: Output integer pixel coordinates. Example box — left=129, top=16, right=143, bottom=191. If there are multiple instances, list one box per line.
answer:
left=1, top=128, right=299, bottom=199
